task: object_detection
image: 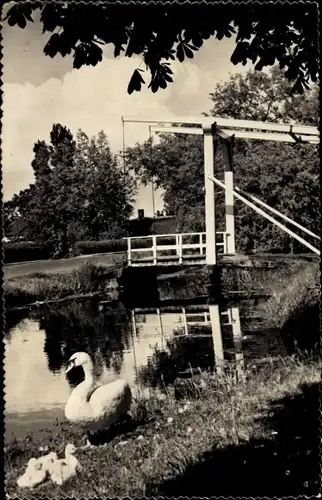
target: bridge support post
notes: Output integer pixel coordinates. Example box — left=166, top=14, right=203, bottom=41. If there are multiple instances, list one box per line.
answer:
left=203, top=121, right=224, bottom=372
left=230, top=306, right=244, bottom=378
left=131, top=310, right=137, bottom=338
left=157, top=308, right=165, bottom=350
left=203, top=120, right=217, bottom=265
left=224, top=170, right=236, bottom=254
left=182, top=307, right=189, bottom=335
left=152, top=235, right=157, bottom=265
left=209, top=304, right=224, bottom=373
left=127, top=238, right=132, bottom=266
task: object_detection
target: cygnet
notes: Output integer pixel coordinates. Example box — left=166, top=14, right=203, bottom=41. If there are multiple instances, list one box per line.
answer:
left=38, top=451, right=59, bottom=470
left=48, top=444, right=82, bottom=485
left=17, top=458, right=47, bottom=488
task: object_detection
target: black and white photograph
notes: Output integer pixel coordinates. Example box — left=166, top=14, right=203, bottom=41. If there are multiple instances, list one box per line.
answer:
left=2, top=1, right=320, bottom=498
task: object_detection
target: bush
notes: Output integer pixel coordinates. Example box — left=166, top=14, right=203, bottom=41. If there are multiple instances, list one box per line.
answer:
left=74, top=239, right=127, bottom=255
left=4, top=241, right=53, bottom=263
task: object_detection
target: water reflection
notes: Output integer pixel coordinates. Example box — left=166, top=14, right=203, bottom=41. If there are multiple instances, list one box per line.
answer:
left=5, top=319, right=71, bottom=414
left=5, top=298, right=289, bottom=430
left=137, top=332, right=214, bottom=390
left=40, top=300, right=131, bottom=378
left=5, top=302, right=207, bottom=418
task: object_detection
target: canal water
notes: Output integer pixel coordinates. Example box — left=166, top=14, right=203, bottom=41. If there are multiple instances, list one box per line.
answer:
left=4, top=298, right=284, bottom=440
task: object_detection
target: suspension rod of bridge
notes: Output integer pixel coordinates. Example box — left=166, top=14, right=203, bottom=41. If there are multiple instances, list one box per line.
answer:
left=234, top=186, right=320, bottom=241
left=209, top=176, right=320, bottom=256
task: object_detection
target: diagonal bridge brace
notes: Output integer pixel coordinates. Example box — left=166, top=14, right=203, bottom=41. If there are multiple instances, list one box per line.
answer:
left=208, top=175, right=320, bottom=256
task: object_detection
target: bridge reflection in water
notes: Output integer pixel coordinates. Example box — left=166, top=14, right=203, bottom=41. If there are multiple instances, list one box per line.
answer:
left=131, top=304, right=244, bottom=376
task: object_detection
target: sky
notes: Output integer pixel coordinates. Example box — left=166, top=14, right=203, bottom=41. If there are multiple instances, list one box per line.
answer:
left=1, top=6, right=252, bottom=216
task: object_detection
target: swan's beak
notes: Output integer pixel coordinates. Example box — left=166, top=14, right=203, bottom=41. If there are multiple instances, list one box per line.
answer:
left=65, top=361, right=74, bottom=374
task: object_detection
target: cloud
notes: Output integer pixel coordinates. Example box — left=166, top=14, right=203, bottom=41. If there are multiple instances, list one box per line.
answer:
left=1, top=30, right=251, bottom=214
left=2, top=56, right=173, bottom=200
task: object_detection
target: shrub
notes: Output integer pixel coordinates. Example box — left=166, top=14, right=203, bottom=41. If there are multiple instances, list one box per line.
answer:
left=4, top=241, right=53, bottom=263
left=74, top=239, right=127, bottom=255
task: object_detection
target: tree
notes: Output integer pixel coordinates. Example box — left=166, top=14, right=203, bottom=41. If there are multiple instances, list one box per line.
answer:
left=3, top=198, right=20, bottom=237
left=74, top=130, right=135, bottom=240
left=4, top=3, right=319, bottom=94
left=31, top=141, right=51, bottom=180
left=9, top=124, right=136, bottom=256
left=20, top=124, right=79, bottom=255
left=125, top=68, right=319, bottom=253
left=207, top=66, right=319, bottom=125
left=125, top=132, right=207, bottom=233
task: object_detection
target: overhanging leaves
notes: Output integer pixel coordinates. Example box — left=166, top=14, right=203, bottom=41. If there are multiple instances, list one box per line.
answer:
left=4, top=3, right=319, bottom=94
left=128, top=69, right=145, bottom=94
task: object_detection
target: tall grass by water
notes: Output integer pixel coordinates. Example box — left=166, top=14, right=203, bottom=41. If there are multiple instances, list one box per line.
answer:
left=262, top=260, right=320, bottom=328
left=4, top=263, right=110, bottom=309
left=4, top=355, right=320, bottom=498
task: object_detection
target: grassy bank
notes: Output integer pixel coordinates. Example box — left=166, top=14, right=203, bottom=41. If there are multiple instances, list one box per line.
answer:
left=262, top=260, right=320, bottom=328
left=4, top=263, right=112, bottom=310
left=5, top=356, right=320, bottom=497
left=260, top=261, right=320, bottom=353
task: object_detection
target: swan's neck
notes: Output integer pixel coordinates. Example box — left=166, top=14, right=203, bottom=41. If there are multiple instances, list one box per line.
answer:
left=72, top=363, right=94, bottom=400
left=65, top=362, right=97, bottom=422
left=82, top=364, right=94, bottom=388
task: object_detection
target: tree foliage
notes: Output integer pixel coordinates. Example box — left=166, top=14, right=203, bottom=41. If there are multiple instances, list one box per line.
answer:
left=207, top=66, right=320, bottom=124
left=74, top=130, right=135, bottom=240
left=125, top=68, right=319, bottom=253
left=5, top=124, right=135, bottom=256
left=5, top=3, right=319, bottom=94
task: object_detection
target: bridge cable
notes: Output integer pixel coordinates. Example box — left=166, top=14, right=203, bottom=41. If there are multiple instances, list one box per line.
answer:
left=121, top=117, right=126, bottom=175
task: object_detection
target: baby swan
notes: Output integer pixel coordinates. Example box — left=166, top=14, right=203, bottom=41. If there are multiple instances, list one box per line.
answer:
left=64, top=352, right=132, bottom=435
left=17, top=458, right=47, bottom=488
left=39, top=451, right=58, bottom=469
left=48, top=444, right=81, bottom=486
left=17, top=452, right=58, bottom=489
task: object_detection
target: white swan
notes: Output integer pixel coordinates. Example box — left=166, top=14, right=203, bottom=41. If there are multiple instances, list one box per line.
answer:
left=64, top=352, right=132, bottom=435
left=48, top=444, right=82, bottom=485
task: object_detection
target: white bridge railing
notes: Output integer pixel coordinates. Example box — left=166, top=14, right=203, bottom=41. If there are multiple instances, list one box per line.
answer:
left=124, top=232, right=229, bottom=266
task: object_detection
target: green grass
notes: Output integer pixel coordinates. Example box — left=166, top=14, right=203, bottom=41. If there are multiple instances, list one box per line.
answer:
left=4, top=263, right=110, bottom=309
left=4, top=356, right=321, bottom=498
